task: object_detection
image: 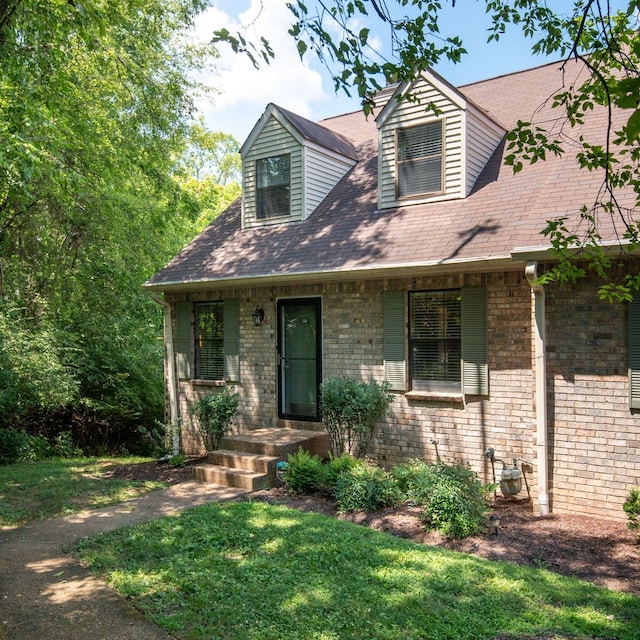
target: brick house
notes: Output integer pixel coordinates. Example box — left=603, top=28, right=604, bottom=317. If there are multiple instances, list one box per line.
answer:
left=144, top=60, right=640, bottom=521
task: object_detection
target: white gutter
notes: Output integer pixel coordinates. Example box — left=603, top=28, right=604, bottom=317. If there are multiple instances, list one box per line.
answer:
left=151, top=293, right=180, bottom=456
left=524, top=261, right=550, bottom=517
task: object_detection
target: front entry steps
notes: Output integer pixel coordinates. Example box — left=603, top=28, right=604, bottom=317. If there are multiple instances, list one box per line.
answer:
left=192, top=427, right=329, bottom=491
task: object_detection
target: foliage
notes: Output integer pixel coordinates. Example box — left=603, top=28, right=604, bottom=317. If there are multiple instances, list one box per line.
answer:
left=394, top=459, right=492, bottom=539
left=75, top=500, right=639, bottom=640
left=0, top=456, right=165, bottom=526
left=323, top=452, right=360, bottom=493
left=282, top=447, right=326, bottom=495
left=623, top=487, right=640, bottom=534
left=0, top=426, right=82, bottom=465
left=332, top=459, right=402, bottom=513
left=193, top=389, right=239, bottom=451
left=215, top=0, right=640, bottom=299
left=0, top=0, right=233, bottom=448
left=320, top=377, right=394, bottom=457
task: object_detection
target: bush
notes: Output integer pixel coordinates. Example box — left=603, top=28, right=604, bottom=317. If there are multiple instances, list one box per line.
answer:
left=394, top=459, right=491, bottom=539
left=194, top=388, right=239, bottom=451
left=320, top=377, right=394, bottom=458
left=0, top=427, right=34, bottom=464
left=283, top=448, right=326, bottom=495
left=623, top=488, right=640, bottom=534
left=333, top=461, right=402, bottom=513
left=324, top=453, right=360, bottom=494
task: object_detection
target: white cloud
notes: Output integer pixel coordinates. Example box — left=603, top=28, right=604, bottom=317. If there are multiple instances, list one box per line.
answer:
left=193, top=0, right=352, bottom=143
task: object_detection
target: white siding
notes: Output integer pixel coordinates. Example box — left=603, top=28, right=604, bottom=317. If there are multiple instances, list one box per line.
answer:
left=379, top=80, right=465, bottom=209
left=466, top=110, right=505, bottom=195
left=243, top=116, right=303, bottom=228
left=305, top=146, right=355, bottom=219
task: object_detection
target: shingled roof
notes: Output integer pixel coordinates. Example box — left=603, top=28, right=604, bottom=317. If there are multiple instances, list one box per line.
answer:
left=145, top=59, right=635, bottom=292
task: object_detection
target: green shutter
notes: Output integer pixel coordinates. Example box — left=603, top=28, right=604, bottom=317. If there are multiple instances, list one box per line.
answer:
left=629, top=296, right=640, bottom=409
left=462, top=287, right=488, bottom=396
left=175, top=301, right=192, bottom=380
left=383, top=291, right=406, bottom=391
left=223, top=299, right=240, bottom=382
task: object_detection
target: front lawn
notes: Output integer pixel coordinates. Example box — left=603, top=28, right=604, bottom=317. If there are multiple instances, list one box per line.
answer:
left=0, top=457, right=167, bottom=527
left=75, top=500, right=640, bottom=640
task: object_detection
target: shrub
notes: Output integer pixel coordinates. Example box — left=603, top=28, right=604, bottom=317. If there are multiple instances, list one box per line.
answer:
left=623, top=488, right=640, bottom=535
left=53, top=431, right=83, bottom=458
left=333, top=461, right=402, bottom=513
left=324, top=453, right=360, bottom=494
left=193, top=388, right=239, bottom=451
left=394, top=459, right=491, bottom=539
left=320, top=377, right=394, bottom=458
left=0, top=427, right=34, bottom=464
left=283, top=448, right=326, bottom=495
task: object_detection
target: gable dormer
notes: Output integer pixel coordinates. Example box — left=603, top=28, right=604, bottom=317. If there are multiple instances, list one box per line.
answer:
left=240, top=103, right=358, bottom=229
left=376, top=70, right=506, bottom=209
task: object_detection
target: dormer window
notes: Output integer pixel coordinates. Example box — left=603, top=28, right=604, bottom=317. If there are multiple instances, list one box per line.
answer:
left=256, top=153, right=290, bottom=219
left=396, top=121, right=444, bottom=198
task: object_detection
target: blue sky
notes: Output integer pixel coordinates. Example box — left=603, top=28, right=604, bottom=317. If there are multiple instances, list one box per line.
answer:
left=192, top=1, right=595, bottom=143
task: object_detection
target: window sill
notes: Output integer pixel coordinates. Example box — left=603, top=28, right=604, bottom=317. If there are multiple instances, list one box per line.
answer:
left=405, top=390, right=465, bottom=405
left=191, top=379, right=226, bottom=387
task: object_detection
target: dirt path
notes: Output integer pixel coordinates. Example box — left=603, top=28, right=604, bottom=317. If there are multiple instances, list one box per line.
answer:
left=0, top=482, right=248, bottom=640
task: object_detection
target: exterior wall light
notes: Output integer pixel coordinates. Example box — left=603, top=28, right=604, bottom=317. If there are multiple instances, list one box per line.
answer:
left=253, top=307, right=265, bottom=326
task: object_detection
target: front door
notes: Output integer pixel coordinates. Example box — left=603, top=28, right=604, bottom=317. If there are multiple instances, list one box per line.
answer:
left=277, top=298, right=321, bottom=420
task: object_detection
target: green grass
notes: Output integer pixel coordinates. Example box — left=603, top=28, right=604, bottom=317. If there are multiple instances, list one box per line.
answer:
left=75, top=500, right=640, bottom=640
left=0, top=457, right=167, bottom=527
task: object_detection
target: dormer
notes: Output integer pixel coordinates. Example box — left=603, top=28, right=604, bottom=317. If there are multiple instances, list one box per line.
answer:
left=376, top=70, right=506, bottom=209
left=240, top=103, right=358, bottom=229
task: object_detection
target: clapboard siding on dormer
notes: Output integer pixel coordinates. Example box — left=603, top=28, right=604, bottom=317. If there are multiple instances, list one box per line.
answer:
left=466, top=110, right=505, bottom=194
left=379, top=82, right=466, bottom=208
left=305, top=146, right=355, bottom=219
left=241, top=109, right=356, bottom=228
left=242, top=116, right=303, bottom=228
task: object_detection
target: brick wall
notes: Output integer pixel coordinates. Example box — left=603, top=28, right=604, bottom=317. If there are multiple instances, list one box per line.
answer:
left=545, top=275, right=640, bottom=520
left=164, top=267, right=640, bottom=521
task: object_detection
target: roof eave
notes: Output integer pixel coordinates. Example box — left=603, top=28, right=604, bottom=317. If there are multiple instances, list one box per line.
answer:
left=142, top=255, right=519, bottom=293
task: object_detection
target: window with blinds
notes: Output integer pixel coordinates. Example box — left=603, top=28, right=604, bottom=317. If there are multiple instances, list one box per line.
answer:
left=409, top=289, right=462, bottom=392
left=396, top=121, right=443, bottom=198
left=194, top=302, right=224, bottom=380
left=256, top=154, right=290, bottom=219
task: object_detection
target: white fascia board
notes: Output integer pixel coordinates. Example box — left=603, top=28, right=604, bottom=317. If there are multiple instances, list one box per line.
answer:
left=142, top=255, right=517, bottom=293
left=240, top=103, right=304, bottom=157
left=511, top=239, right=640, bottom=262
left=376, top=69, right=468, bottom=129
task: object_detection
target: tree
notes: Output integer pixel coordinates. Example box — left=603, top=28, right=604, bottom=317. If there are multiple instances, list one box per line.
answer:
left=174, top=118, right=242, bottom=232
left=0, top=0, right=219, bottom=447
left=215, top=0, right=640, bottom=300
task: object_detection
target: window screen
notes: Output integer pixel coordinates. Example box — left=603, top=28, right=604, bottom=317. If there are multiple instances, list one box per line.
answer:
left=397, top=122, right=443, bottom=197
left=256, top=154, right=290, bottom=219
left=409, top=289, right=461, bottom=392
left=194, top=302, right=224, bottom=380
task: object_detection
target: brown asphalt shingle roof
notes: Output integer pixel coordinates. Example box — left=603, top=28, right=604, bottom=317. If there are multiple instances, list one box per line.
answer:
left=145, top=59, right=636, bottom=291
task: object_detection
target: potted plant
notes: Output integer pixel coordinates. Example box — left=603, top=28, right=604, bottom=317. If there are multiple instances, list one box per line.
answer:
left=193, top=388, right=239, bottom=452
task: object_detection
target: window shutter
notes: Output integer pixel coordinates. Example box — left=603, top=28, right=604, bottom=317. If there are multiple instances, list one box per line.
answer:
left=223, top=299, right=240, bottom=382
left=629, top=296, right=640, bottom=409
left=175, top=301, right=192, bottom=380
left=383, top=291, right=406, bottom=391
left=461, top=287, right=488, bottom=395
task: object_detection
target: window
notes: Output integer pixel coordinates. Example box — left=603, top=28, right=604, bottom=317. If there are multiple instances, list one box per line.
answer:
left=175, top=300, right=240, bottom=382
left=396, top=121, right=443, bottom=198
left=383, top=288, right=487, bottom=395
left=194, top=302, right=224, bottom=380
left=409, top=290, right=461, bottom=392
left=256, top=154, right=290, bottom=219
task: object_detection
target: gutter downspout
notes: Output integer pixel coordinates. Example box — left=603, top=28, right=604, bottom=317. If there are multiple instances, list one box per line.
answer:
left=525, top=261, right=550, bottom=517
left=151, top=293, right=180, bottom=456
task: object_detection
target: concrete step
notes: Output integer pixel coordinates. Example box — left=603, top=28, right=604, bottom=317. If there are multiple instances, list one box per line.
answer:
left=194, top=427, right=329, bottom=491
left=192, top=464, right=270, bottom=491
left=208, top=449, right=280, bottom=475
left=220, top=427, right=329, bottom=458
